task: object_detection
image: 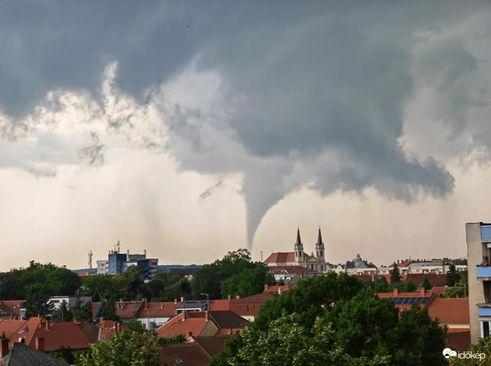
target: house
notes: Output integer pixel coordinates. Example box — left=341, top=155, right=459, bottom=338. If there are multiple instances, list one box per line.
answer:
left=267, top=265, right=317, bottom=284
left=0, top=340, right=67, bottom=366
left=159, top=336, right=230, bottom=366
left=0, top=317, right=92, bottom=353
left=92, top=299, right=183, bottom=327
left=336, top=254, right=378, bottom=275
left=427, top=297, right=470, bottom=331
left=96, top=320, right=126, bottom=341
left=48, top=296, right=91, bottom=311
left=157, top=311, right=249, bottom=339
left=264, top=229, right=328, bottom=272
left=135, top=300, right=182, bottom=330
left=376, top=288, right=435, bottom=311
left=0, top=301, right=25, bottom=320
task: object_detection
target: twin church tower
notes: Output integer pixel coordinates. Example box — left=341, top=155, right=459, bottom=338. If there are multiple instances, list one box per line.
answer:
left=265, top=228, right=327, bottom=272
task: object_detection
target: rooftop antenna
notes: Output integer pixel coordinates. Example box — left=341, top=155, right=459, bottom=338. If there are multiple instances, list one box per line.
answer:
left=260, top=251, right=263, bottom=262
left=88, top=250, right=93, bottom=270
left=117, top=240, right=121, bottom=253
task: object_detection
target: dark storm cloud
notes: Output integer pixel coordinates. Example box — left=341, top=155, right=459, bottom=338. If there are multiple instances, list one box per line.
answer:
left=3, top=0, right=486, bottom=245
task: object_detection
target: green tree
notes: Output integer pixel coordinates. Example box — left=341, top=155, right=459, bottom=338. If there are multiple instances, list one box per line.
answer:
left=125, top=319, right=145, bottom=333
left=395, top=280, right=417, bottom=292
left=449, top=336, right=491, bottom=365
left=446, top=263, right=461, bottom=287
left=373, top=277, right=390, bottom=292
left=421, top=278, right=432, bottom=290
left=212, top=275, right=446, bottom=366
left=444, top=281, right=466, bottom=298
left=122, top=266, right=145, bottom=301
left=25, top=284, right=55, bottom=317
left=52, top=300, right=73, bottom=322
left=390, top=263, right=400, bottom=284
left=192, top=249, right=272, bottom=299
left=77, top=331, right=159, bottom=366
left=82, top=275, right=125, bottom=302
left=0, top=262, right=80, bottom=301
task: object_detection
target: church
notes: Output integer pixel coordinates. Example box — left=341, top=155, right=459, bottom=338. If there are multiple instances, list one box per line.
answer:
left=264, top=228, right=327, bottom=272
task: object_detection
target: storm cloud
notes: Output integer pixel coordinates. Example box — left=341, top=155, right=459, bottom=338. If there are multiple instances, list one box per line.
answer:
left=1, top=1, right=490, bottom=248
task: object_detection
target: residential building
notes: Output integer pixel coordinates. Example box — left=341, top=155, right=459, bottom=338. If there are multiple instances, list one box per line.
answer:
left=264, top=228, right=328, bottom=272
left=466, top=222, right=491, bottom=343
left=0, top=301, right=25, bottom=320
left=159, top=336, right=230, bottom=366
left=0, top=340, right=68, bottom=366
left=157, top=311, right=249, bottom=339
left=47, top=296, right=91, bottom=311
left=337, top=254, right=378, bottom=275
left=0, top=317, right=92, bottom=354
left=94, top=243, right=159, bottom=280
left=379, top=258, right=467, bottom=275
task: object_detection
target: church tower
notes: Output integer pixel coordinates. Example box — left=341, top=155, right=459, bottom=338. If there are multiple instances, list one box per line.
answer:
left=315, top=228, right=325, bottom=260
left=294, top=228, right=304, bottom=263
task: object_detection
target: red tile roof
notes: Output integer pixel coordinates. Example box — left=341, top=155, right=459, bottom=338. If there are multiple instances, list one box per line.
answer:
left=263, top=284, right=292, bottom=294
left=0, top=300, right=25, bottom=318
left=157, top=312, right=209, bottom=339
left=114, top=301, right=144, bottom=319
left=192, top=336, right=231, bottom=358
left=0, top=319, right=27, bottom=339
left=427, top=298, right=469, bottom=325
left=9, top=318, right=92, bottom=352
left=97, top=320, right=126, bottom=342
left=264, top=252, right=296, bottom=264
left=401, top=273, right=447, bottom=287
left=159, top=342, right=210, bottom=366
left=136, top=301, right=180, bottom=318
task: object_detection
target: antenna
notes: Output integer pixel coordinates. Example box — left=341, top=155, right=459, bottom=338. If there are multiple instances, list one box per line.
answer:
left=88, top=250, right=93, bottom=269
left=117, top=240, right=121, bottom=253
left=260, top=251, right=263, bottom=262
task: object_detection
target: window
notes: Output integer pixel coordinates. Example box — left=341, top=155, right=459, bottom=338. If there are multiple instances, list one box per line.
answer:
left=482, top=321, right=490, bottom=338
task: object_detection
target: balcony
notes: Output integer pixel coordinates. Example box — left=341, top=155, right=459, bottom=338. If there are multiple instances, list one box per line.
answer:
left=478, top=304, right=491, bottom=317
left=477, top=265, right=491, bottom=280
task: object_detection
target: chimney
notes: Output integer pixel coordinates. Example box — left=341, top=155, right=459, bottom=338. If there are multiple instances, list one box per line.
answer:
left=419, top=287, right=426, bottom=296
left=392, top=287, right=398, bottom=296
left=235, top=295, right=240, bottom=300
left=264, top=284, right=269, bottom=291
left=115, top=322, right=121, bottom=332
left=0, top=333, right=8, bottom=358
left=45, top=321, right=50, bottom=331
left=180, top=297, right=184, bottom=302
left=278, top=287, right=282, bottom=295
left=186, top=331, right=192, bottom=338
left=227, top=295, right=231, bottom=300
left=35, top=337, right=45, bottom=352
left=174, top=298, right=177, bottom=304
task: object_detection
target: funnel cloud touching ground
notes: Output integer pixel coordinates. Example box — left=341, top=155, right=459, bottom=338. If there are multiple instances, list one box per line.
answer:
left=1, top=2, right=491, bottom=267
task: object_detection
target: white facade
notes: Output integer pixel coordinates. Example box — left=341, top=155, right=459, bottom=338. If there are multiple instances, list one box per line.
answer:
left=48, top=296, right=92, bottom=310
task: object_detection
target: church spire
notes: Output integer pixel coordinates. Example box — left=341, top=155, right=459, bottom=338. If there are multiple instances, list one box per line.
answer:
left=294, top=227, right=304, bottom=262
left=317, top=227, right=323, bottom=246
left=316, top=227, right=325, bottom=260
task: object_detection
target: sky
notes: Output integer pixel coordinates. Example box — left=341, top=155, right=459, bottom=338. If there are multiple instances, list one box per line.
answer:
left=1, top=1, right=491, bottom=270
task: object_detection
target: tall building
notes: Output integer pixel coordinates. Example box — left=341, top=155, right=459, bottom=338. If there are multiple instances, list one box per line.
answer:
left=95, top=243, right=159, bottom=280
left=466, top=222, right=491, bottom=343
left=264, top=228, right=327, bottom=272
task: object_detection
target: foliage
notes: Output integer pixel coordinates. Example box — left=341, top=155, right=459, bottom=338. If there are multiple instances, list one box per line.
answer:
left=0, top=261, right=80, bottom=301
left=25, top=284, right=55, bottom=317
left=395, top=280, right=417, bottom=292
left=212, top=275, right=446, bottom=366
left=158, top=334, right=186, bottom=346
left=77, top=331, right=160, bottom=366
left=444, top=281, right=467, bottom=298
left=449, top=336, right=491, bottom=365
left=125, top=319, right=145, bottom=333
left=390, top=263, right=400, bottom=284
left=446, top=264, right=461, bottom=287
left=82, top=275, right=125, bottom=302
left=421, top=278, right=432, bottom=290
left=192, top=249, right=273, bottom=299
left=52, top=300, right=73, bottom=322
left=51, top=347, right=75, bottom=364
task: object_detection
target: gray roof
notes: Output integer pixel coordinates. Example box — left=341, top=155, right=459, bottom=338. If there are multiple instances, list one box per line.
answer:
left=1, top=343, right=68, bottom=366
